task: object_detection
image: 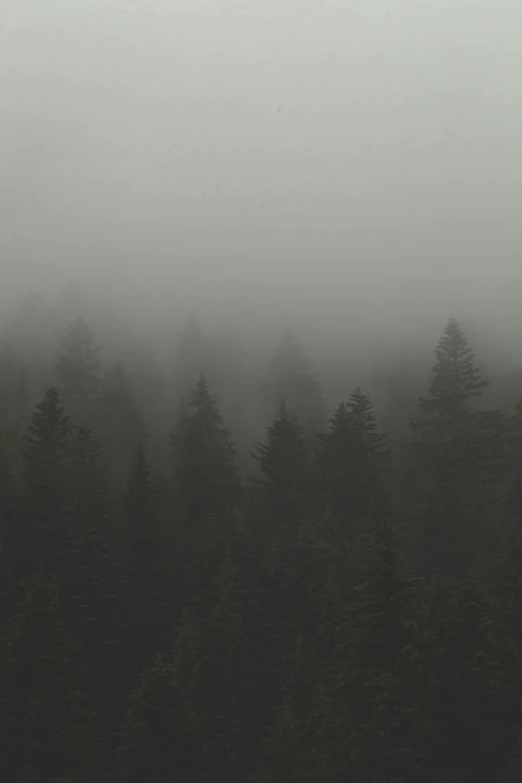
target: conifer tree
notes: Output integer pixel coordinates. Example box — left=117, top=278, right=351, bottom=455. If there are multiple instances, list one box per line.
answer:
left=319, top=390, right=388, bottom=544
left=347, top=386, right=387, bottom=454
left=98, top=362, right=146, bottom=491
left=250, top=637, right=316, bottom=783
left=167, top=394, right=190, bottom=480
left=314, top=522, right=433, bottom=782
left=415, top=315, right=488, bottom=429
left=116, top=654, right=195, bottom=783
left=175, top=377, right=240, bottom=553
left=55, top=318, right=101, bottom=425
left=0, top=445, right=17, bottom=605
left=428, top=578, right=514, bottom=782
left=19, top=387, right=73, bottom=577
left=106, top=445, right=166, bottom=745
left=61, top=424, right=112, bottom=665
left=264, top=330, right=326, bottom=440
left=410, top=318, right=491, bottom=577
left=173, top=316, right=213, bottom=401
left=0, top=569, right=103, bottom=782
left=0, top=444, right=15, bottom=548
left=243, top=412, right=324, bottom=743
left=173, top=549, right=252, bottom=782
left=252, top=401, right=313, bottom=534
left=0, top=335, right=17, bottom=436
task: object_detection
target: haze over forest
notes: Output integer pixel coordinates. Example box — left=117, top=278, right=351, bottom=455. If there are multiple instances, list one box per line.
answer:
left=4, top=2, right=522, bottom=782
left=3, top=0, right=522, bottom=332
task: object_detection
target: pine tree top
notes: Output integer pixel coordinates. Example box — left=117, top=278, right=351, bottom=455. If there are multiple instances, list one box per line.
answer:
left=416, top=316, right=488, bottom=424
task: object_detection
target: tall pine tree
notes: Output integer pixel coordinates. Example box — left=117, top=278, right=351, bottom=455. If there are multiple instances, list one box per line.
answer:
left=55, top=318, right=101, bottom=426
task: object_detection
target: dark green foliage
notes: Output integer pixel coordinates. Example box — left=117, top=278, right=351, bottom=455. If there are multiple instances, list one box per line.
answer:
left=252, top=401, right=314, bottom=532
left=427, top=578, right=514, bottom=782
left=175, top=377, right=240, bottom=548
left=319, top=388, right=388, bottom=543
left=173, top=316, right=213, bottom=400
left=106, top=445, right=167, bottom=750
left=408, top=319, right=499, bottom=578
left=98, top=363, right=147, bottom=491
left=250, top=637, right=317, bottom=783
left=0, top=569, right=103, bottom=782
left=117, top=654, right=194, bottom=783
left=61, top=425, right=112, bottom=656
left=19, top=387, right=73, bottom=576
left=171, top=550, right=253, bottom=782
left=311, top=522, right=433, bottom=782
left=264, top=330, right=326, bottom=439
left=55, top=318, right=101, bottom=425
left=167, top=394, right=190, bottom=481
left=416, top=315, right=488, bottom=427
left=2, top=305, right=522, bottom=782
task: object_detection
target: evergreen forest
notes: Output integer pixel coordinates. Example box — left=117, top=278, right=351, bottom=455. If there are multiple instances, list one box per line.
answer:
left=2, top=292, right=522, bottom=782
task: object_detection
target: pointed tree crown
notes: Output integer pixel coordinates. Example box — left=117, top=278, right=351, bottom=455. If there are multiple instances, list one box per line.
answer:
left=418, top=316, right=488, bottom=421
left=265, top=330, right=325, bottom=432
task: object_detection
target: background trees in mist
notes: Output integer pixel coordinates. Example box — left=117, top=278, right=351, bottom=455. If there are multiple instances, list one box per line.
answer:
left=1, top=286, right=522, bottom=781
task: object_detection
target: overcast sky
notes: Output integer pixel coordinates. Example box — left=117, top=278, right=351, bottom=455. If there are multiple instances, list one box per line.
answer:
left=2, top=0, right=522, bottom=331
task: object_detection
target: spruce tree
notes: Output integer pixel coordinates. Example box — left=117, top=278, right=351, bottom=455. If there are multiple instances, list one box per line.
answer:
left=319, top=390, right=388, bottom=544
left=173, top=549, right=252, bottom=782
left=175, top=377, right=240, bottom=558
left=347, top=386, right=387, bottom=454
left=0, top=445, right=17, bottom=610
left=243, top=410, right=323, bottom=744
left=250, top=637, right=315, bottom=783
left=19, top=387, right=73, bottom=577
left=116, top=654, right=195, bottom=783
left=0, top=569, right=103, bottom=782
left=55, top=318, right=101, bottom=425
left=98, top=362, right=146, bottom=492
left=428, top=578, right=514, bottom=782
left=61, top=425, right=112, bottom=671
left=264, top=330, right=326, bottom=440
left=314, top=522, right=433, bottom=782
left=107, top=445, right=166, bottom=752
left=416, top=315, right=488, bottom=429
left=252, top=401, right=313, bottom=535
left=173, top=316, right=213, bottom=401
left=410, top=318, right=491, bottom=577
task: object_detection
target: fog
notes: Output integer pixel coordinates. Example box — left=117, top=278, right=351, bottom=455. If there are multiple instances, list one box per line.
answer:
left=5, top=6, right=522, bottom=778
left=2, top=0, right=522, bottom=346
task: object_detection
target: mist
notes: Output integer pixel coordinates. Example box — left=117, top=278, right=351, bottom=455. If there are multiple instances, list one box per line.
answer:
left=2, top=0, right=522, bottom=340
left=6, top=3, right=522, bottom=779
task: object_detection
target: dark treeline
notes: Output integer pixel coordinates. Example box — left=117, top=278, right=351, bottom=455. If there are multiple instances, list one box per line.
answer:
left=2, top=288, right=522, bottom=782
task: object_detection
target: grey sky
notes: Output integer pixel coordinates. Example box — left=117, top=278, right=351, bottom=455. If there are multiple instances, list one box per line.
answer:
left=2, top=0, right=522, bottom=330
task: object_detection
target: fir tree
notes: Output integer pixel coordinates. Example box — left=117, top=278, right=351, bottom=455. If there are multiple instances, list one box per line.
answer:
left=0, top=569, right=103, bottom=782
left=116, top=654, right=195, bottom=783
left=252, top=401, right=313, bottom=534
left=174, top=549, right=252, bottom=782
left=427, top=578, right=515, bottom=782
left=55, top=318, right=101, bottom=425
left=19, top=388, right=73, bottom=577
left=314, top=522, right=433, bottom=782
left=106, top=445, right=166, bottom=753
left=243, top=411, right=324, bottom=745
left=410, top=318, right=492, bottom=578
left=98, top=362, right=146, bottom=492
left=319, top=390, right=388, bottom=544
left=175, top=377, right=240, bottom=553
left=61, top=425, right=112, bottom=668
left=415, top=315, right=488, bottom=429
left=173, top=316, right=213, bottom=401
left=264, top=330, right=326, bottom=440
left=250, top=637, right=315, bottom=783
left=347, top=386, right=387, bottom=454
